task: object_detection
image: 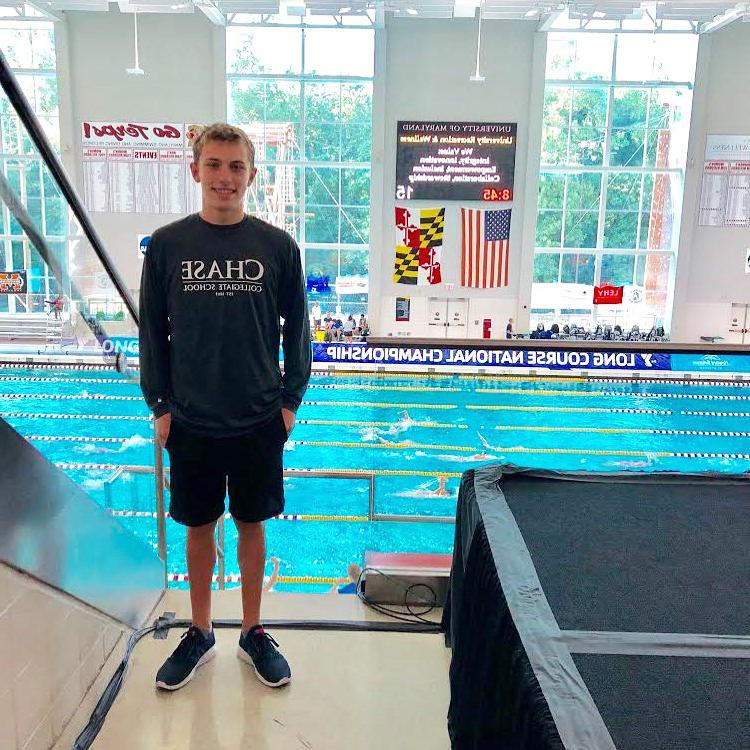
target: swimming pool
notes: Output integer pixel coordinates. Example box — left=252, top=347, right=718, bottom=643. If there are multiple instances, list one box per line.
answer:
left=2, top=365, right=749, bottom=590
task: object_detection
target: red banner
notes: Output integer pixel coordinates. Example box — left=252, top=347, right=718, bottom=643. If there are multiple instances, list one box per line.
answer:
left=593, top=285, right=623, bottom=305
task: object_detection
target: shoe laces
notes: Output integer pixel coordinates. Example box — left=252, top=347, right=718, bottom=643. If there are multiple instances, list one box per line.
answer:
left=174, top=627, right=206, bottom=660
left=249, top=629, right=280, bottom=657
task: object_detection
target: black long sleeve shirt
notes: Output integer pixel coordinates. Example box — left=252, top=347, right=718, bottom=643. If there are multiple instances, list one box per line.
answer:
left=139, top=213, right=311, bottom=436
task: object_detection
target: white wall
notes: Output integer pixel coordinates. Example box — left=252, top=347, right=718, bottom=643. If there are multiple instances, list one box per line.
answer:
left=671, top=24, right=750, bottom=343
left=368, top=18, right=541, bottom=339
left=0, top=563, right=125, bottom=750
left=58, top=9, right=225, bottom=295
left=52, top=12, right=750, bottom=343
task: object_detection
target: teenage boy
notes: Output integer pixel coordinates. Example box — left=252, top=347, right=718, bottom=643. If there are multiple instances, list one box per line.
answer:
left=139, top=123, right=311, bottom=691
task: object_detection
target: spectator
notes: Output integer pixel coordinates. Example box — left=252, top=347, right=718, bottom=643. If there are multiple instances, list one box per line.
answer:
left=331, top=317, right=343, bottom=341
left=530, top=323, right=545, bottom=340
left=505, top=318, right=514, bottom=339
left=311, top=302, right=322, bottom=330
left=45, top=293, right=64, bottom=320
left=343, top=314, right=355, bottom=342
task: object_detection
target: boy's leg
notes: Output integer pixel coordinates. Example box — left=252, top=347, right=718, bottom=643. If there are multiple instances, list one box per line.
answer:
left=154, top=422, right=225, bottom=691
left=228, top=412, right=291, bottom=687
left=187, top=520, right=218, bottom=630
left=235, top=519, right=266, bottom=631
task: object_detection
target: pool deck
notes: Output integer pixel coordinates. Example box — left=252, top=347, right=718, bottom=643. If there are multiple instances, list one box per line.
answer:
left=53, top=590, right=450, bottom=750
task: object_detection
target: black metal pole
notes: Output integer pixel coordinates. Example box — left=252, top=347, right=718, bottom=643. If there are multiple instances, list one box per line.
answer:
left=0, top=50, right=139, bottom=325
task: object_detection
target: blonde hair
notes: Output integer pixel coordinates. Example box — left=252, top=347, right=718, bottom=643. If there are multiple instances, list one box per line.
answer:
left=191, top=123, right=255, bottom=166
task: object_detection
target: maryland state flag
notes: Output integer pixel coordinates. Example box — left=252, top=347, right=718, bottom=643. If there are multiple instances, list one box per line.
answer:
left=393, top=207, right=444, bottom=285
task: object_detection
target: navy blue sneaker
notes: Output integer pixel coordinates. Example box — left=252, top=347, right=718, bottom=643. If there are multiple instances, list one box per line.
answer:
left=237, top=625, right=291, bottom=687
left=155, top=626, right=216, bottom=691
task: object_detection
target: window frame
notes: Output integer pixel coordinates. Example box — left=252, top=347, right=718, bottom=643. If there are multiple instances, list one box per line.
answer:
left=226, top=22, right=374, bottom=315
left=532, top=32, right=697, bottom=331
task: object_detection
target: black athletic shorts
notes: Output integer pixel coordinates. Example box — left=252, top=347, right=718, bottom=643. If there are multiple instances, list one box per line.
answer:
left=165, top=411, right=288, bottom=527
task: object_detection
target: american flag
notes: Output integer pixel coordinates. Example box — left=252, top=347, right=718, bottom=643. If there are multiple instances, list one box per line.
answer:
left=461, top=208, right=511, bottom=288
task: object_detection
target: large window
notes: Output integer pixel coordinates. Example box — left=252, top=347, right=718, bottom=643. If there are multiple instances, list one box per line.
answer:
left=227, top=21, right=373, bottom=316
left=532, top=33, right=698, bottom=332
left=0, top=11, right=65, bottom=314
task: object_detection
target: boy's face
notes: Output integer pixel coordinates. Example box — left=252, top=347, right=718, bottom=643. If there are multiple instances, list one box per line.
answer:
left=191, top=139, right=257, bottom=217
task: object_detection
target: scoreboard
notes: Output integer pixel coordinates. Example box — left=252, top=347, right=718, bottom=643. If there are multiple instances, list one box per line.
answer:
left=395, top=121, right=517, bottom=202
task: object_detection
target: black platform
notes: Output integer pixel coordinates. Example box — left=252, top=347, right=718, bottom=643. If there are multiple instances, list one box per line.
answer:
left=443, top=465, right=750, bottom=750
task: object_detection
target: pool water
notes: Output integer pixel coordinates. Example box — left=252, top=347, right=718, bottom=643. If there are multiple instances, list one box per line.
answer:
left=2, top=367, right=749, bottom=590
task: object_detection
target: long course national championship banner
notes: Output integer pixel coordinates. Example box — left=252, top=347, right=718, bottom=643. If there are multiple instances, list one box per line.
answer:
left=396, top=121, right=517, bottom=202
left=314, top=343, right=671, bottom=371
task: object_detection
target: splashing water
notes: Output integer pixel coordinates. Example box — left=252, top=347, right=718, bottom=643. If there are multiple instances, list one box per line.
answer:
left=118, top=434, right=150, bottom=451
left=75, top=443, right=115, bottom=455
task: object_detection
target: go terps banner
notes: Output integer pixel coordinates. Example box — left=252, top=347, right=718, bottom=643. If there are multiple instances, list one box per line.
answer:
left=313, top=343, right=671, bottom=371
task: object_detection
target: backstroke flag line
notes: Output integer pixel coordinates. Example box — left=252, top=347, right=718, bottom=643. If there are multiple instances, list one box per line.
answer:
left=460, top=207, right=511, bottom=288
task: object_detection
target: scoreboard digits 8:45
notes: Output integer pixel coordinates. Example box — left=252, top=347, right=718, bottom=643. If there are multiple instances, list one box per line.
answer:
left=482, top=187, right=512, bottom=202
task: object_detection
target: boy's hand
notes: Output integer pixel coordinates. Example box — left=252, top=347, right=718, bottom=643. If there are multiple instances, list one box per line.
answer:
left=281, top=408, right=295, bottom=437
left=155, top=412, right=172, bottom=447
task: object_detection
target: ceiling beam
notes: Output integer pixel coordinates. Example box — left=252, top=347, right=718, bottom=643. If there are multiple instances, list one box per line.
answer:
left=26, top=1, right=65, bottom=20
left=195, top=0, right=226, bottom=24
left=700, top=4, right=745, bottom=32
left=538, top=5, right=565, bottom=29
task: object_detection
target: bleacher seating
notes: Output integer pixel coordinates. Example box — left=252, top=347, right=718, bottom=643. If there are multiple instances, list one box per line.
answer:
left=0, top=313, right=63, bottom=344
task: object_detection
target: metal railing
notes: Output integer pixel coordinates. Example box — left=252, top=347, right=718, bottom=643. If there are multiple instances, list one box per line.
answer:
left=97, top=426, right=456, bottom=588
left=100, top=428, right=455, bottom=589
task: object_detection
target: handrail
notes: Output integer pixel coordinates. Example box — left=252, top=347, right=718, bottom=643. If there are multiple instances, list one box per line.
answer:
left=103, top=466, right=124, bottom=510
left=0, top=51, right=139, bottom=324
left=153, top=429, right=167, bottom=588
left=130, top=445, right=456, bottom=589
left=217, top=515, right=226, bottom=591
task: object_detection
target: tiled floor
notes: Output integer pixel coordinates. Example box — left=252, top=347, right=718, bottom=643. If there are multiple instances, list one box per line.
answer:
left=57, top=590, right=451, bottom=750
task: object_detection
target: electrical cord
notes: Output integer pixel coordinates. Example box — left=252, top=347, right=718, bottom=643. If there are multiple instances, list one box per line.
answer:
left=354, top=565, right=444, bottom=627
left=70, top=600, right=444, bottom=750
left=71, top=623, right=157, bottom=749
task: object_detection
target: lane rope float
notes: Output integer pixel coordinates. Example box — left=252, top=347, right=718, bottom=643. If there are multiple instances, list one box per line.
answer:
left=0, top=392, right=141, bottom=401
left=308, top=383, right=461, bottom=393
left=109, top=510, right=368, bottom=522
left=1, top=412, right=149, bottom=421
left=493, top=425, right=750, bottom=437
left=467, top=405, right=672, bottom=415
left=491, top=446, right=750, bottom=459
left=303, top=400, right=457, bottom=410
left=682, top=410, right=750, bottom=417
left=295, top=440, right=479, bottom=452
left=167, top=573, right=340, bottom=585
left=0, top=375, right=130, bottom=385
left=297, top=418, right=467, bottom=429
left=475, top=387, right=750, bottom=401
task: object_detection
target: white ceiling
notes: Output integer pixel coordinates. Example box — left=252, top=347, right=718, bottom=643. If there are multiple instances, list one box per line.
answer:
left=26, top=0, right=750, bottom=32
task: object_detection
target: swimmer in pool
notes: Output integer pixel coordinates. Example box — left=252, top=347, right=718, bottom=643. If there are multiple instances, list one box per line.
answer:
left=263, top=556, right=281, bottom=593
left=330, top=563, right=363, bottom=594
left=434, top=475, right=451, bottom=497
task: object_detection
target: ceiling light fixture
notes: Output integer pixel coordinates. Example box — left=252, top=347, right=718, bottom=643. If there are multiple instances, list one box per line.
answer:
left=469, top=0, right=485, bottom=81
left=125, top=11, right=145, bottom=76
